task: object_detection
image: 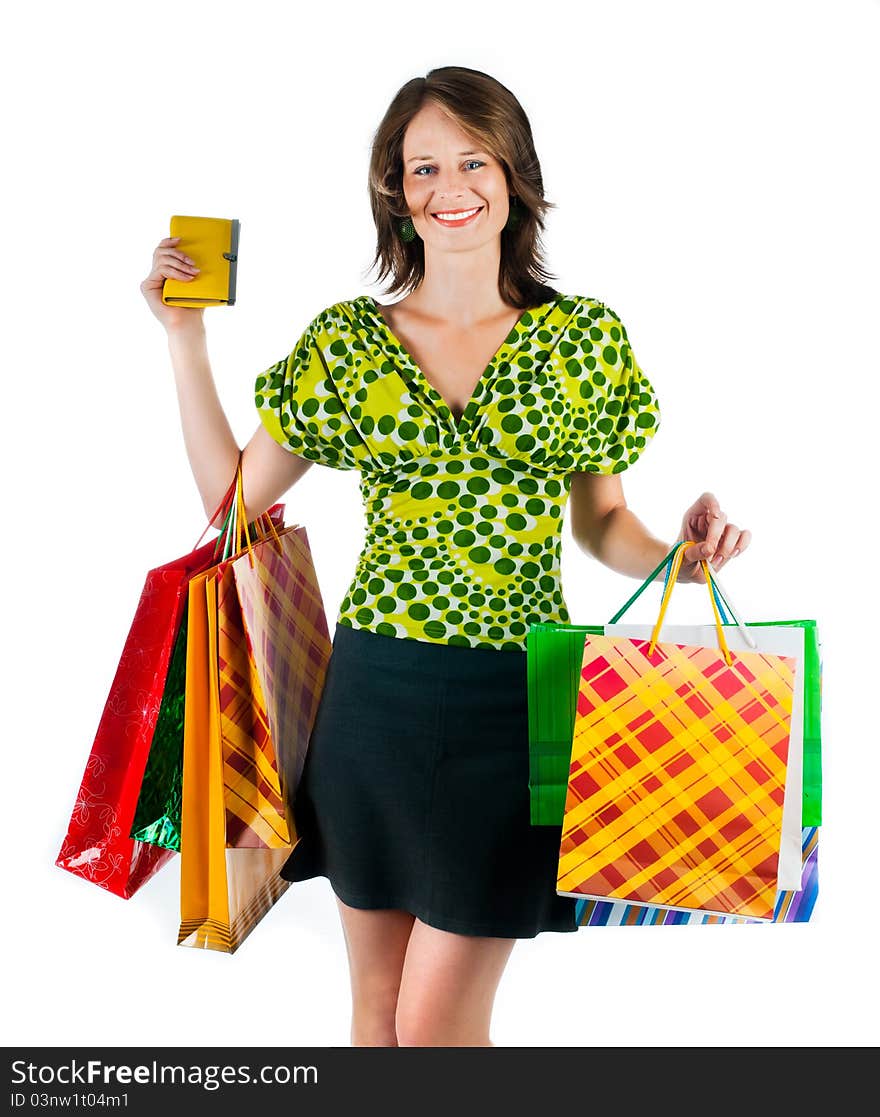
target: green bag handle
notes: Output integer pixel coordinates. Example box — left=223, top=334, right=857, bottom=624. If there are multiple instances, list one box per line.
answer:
left=607, top=542, right=689, bottom=623
left=608, top=541, right=756, bottom=654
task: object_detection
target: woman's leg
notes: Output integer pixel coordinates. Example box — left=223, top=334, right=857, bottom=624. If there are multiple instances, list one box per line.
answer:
left=335, top=897, right=415, bottom=1046
left=395, top=920, right=517, bottom=1047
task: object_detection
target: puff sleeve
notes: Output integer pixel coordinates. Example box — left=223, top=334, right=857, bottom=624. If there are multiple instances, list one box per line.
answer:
left=254, top=313, right=362, bottom=470
left=565, top=301, right=661, bottom=475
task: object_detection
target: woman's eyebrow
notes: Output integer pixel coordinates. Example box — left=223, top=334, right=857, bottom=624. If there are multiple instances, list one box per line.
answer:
left=406, top=150, right=486, bottom=163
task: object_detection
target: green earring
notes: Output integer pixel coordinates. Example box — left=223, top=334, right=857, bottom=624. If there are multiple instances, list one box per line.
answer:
left=505, top=196, right=522, bottom=232
left=397, top=216, right=417, bottom=243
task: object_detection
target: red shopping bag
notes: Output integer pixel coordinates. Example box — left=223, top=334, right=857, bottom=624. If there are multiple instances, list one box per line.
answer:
left=55, top=468, right=283, bottom=898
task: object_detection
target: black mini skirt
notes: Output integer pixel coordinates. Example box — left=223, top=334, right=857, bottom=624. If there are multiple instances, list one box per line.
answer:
left=280, top=622, right=578, bottom=939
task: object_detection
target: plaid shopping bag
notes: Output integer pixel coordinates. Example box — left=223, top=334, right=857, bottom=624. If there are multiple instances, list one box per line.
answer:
left=178, top=470, right=332, bottom=953
left=528, top=563, right=822, bottom=830
left=556, top=541, right=797, bottom=922
left=575, top=826, right=819, bottom=926
left=602, top=619, right=806, bottom=893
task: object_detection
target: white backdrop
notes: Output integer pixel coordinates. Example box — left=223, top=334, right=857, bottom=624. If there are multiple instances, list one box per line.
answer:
left=4, top=0, right=878, bottom=1049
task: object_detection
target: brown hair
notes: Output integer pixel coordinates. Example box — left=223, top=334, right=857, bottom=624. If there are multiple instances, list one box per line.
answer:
left=363, top=66, right=559, bottom=310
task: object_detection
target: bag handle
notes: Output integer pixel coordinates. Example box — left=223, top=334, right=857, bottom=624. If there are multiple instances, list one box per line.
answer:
left=192, top=450, right=285, bottom=558
left=647, top=541, right=733, bottom=665
left=695, top=566, right=756, bottom=648
left=609, top=540, right=711, bottom=621
left=193, top=468, right=239, bottom=553
left=657, top=548, right=756, bottom=651
left=233, top=454, right=284, bottom=560
left=609, top=541, right=756, bottom=653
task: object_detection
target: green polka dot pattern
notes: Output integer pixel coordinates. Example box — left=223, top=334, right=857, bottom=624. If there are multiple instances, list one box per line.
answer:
left=254, top=293, right=661, bottom=651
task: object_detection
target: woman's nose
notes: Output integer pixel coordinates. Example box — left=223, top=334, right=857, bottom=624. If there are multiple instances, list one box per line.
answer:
left=436, top=174, right=469, bottom=196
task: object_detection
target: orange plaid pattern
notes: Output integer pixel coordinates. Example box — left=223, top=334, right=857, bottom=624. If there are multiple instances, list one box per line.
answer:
left=179, top=571, right=293, bottom=953
left=178, top=523, right=333, bottom=953
left=215, top=567, right=290, bottom=848
left=557, top=635, right=796, bottom=921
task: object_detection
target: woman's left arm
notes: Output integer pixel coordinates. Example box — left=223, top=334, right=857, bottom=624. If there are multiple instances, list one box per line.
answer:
left=569, top=473, right=752, bottom=585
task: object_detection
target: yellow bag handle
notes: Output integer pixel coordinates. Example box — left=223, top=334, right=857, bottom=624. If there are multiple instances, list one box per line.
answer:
left=193, top=444, right=284, bottom=554
left=648, top=541, right=733, bottom=666
left=232, top=454, right=284, bottom=568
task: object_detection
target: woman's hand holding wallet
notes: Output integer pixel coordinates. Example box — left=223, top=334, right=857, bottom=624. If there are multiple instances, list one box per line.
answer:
left=140, top=215, right=239, bottom=332
left=141, top=235, right=204, bottom=333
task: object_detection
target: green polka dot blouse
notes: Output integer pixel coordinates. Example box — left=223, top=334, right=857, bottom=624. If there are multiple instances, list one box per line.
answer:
left=254, top=293, right=661, bottom=652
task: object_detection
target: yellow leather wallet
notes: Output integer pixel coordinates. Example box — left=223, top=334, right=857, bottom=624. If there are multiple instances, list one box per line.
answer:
left=162, top=215, right=240, bottom=307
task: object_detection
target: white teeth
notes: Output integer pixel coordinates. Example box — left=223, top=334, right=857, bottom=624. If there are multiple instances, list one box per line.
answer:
left=434, top=207, right=480, bottom=220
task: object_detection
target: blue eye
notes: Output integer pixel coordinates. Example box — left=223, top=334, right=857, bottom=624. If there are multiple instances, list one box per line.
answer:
left=413, top=160, right=484, bottom=176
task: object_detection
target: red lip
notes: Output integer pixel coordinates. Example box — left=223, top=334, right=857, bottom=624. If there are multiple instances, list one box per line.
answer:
left=430, top=206, right=484, bottom=228
left=430, top=206, right=482, bottom=215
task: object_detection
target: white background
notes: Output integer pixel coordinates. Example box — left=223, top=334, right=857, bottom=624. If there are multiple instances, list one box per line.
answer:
left=3, top=0, right=878, bottom=1049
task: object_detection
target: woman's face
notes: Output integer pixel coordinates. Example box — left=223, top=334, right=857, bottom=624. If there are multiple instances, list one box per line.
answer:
left=401, top=101, right=511, bottom=252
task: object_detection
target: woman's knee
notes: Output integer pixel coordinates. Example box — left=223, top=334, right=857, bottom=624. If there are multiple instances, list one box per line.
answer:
left=394, top=920, right=515, bottom=1046
left=350, top=972, right=404, bottom=1043
left=334, top=899, right=415, bottom=1045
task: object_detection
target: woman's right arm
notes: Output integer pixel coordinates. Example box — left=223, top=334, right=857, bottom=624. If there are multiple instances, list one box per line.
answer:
left=142, top=235, right=313, bottom=528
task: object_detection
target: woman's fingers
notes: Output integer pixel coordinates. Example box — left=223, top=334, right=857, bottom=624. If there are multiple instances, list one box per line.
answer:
left=734, top=528, right=752, bottom=556
left=702, top=510, right=728, bottom=556
left=710, top=524, right=752, bottom=570
left=679, top=525, right=751, bottom=582
left=707, top=523, right=738, bottom=568
left=675, top=498, right=751, bottom=584
left=154, top=238, right=200, bottom=277
left=141, top=236, right=207, bottom=329
left=165, top=260, right=200, bottom=279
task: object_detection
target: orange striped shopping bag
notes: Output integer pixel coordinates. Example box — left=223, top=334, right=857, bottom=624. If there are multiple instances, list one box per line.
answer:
left=178, top=466, right=332, bottom=953
left=557, top=541, right=796, bottom=922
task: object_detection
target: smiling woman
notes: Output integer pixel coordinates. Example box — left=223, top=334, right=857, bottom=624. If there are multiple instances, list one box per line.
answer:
left=245, top=66, right=671, bottom=1049
left=147, top=63, right=744, bottom=1050
left=365, top=67, right=558, bottom=309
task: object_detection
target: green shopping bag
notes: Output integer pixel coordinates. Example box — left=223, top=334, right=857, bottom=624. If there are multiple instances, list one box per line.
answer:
left=527, top=547, right=823, bottom=827
left=129, top=607, right=189, bottom=850
left=526, top=622, right=603, bottom=826
left=741, top=618, right=822, bottom=826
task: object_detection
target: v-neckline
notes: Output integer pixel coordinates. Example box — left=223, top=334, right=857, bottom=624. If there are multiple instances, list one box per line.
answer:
left=361, top=293, right=558, bottom=437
